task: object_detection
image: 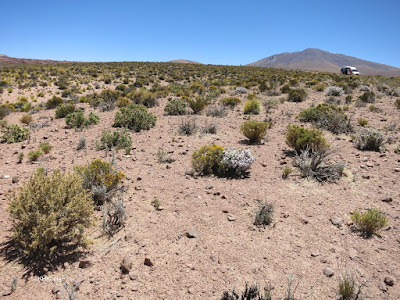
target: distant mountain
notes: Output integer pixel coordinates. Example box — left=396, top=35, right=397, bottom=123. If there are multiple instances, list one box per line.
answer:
left=0, top=54, right=68, bottom=65
left=167, top=59, right=202, bottom=65
left=248, top=48, right=400, bottom=77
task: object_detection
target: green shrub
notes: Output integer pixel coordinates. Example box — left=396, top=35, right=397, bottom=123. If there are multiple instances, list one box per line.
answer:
left=358, top=91, right=375, bottom=104
left=351, top=209, right=387, bottom=237
left=0, top=104, right=14, bottom=119
left=96, top=129, right=132, bottom=153
left=280, top=83, right=291, bottom=93
left=188, top=96, right=209, bottom=113
left=357, top=118, right=368, bottom=126
left=65, top=110, right=99, bottom=129
left=8, top=169, right=94, bottom=256
left=39, top=142, right=53, bottom=154
left=27, top=150, right=43, bottom=162
left=20, top=114, right=33, bottom=125
left=113, top=103, right=156, bottom=132
left=240, top=120, right=269, bottom=143
left=254, top=202, right=274, bottom=227
left=178, top=118, right=197, bottom=135
left=282, top=166, right=293, bottom=179
left=243, top=99, right=261, bottom=115
left=1, top=124, right=30, bottom=143
left=313, top=82, right=326, bottom=92
left=221, top=97, right=241, bottom=108
left=192, top=145, right=225, bottom=175
left=115, top=97, right=130, bottom=108
left=55, top=104, right=76, bottom=119
left=130, top=89, right=158, bottom=107
left=353, top=127, right=385, bottom=151
left=17, top=152, right=24, bottom=163
left=395, top=98, right=400, bottom=109
left=287, top=88, right=307, bottom=102
left=164, top=99, right=187, bottom=115
left=46, top=96, right=63, bottom=109
left=286, top=125, right=328, bottom=153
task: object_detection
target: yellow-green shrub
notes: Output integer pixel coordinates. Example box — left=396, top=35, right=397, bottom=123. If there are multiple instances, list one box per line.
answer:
left=192, top=145, right=225, bottom=175
left=240, top=120, right=270, bottom=143
left=243, top=99, right=261, bottom=115
left=351, top=209, right=387, bottom=237
left=20, top=114, right=33, bottom=124
left=8, top=169, right=94, bottom=256
left=1, top=124, right=30, bottom=143
left=286, top=125, right=328, bottom=153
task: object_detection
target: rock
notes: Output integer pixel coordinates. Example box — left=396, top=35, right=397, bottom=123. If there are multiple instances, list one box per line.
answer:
left=11, top=176, right=19, bottom=184
left=382, top=197, right=393, bottom=203
left=121, top=256, right=133, bottom=274
left=282, top=212, right=289, bottom=218
left=51, top=287, right=60, bottom=294
left=384, top=276, right=394, bottom=286
left=186, top=229, right=200, bottom=238
left=330, top=217, right=344, bottom=227
left=227, top=214, right=236, bottom=221
left=323, top=267, right=335, bottom=277
left=394, top=168, right=400, bottom=173
left=74, top=277, right=84, bottom=290
left=379, top=282, right=388, bottom=292
left=129, top=273, right=138, bottom=281
left=3, top=175, right=10, bottom=179
left=78, top=260, right=92, bottom=269
left=144, top=257, right=154, bottom=267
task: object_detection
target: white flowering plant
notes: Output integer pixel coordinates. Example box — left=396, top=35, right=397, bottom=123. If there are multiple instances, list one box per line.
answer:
left=219, top=148, right=255, bottom=176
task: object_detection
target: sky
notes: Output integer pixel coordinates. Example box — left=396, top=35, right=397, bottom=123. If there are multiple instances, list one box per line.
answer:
left=1, top=0, right=399, bottom=67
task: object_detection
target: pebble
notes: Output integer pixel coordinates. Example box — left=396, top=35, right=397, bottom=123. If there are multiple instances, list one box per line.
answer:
left=144, top=257, right=154, bottom=267
left=384, top=276, right=394, bottom=286
left=186, top=229, right=200, bottom=238
left=227, top=214, right=236, bottom=221
left=78, top=260, right=92, bottom=269
left=379, top=282, right=388, bottom=292
left=323, top=267, right=334, bottom=277
left=330, top=217, right=344, bottom=227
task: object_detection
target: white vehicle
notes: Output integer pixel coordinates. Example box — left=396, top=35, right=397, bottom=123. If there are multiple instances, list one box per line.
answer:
left=340, top=66, right=360, bottom=75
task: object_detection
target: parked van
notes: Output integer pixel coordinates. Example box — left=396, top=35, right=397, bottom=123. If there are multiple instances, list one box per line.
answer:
left=340, top=66, right=360, bottom=75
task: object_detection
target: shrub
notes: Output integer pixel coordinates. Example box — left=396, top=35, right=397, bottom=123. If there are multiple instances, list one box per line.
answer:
left=39, top=142, right=53, bottom=154
left=192, top=145, right=225, bottom=175
left=287, top=88, right=307, bottom=102
left=0, top=104, right=13, bottom=119
left=113, top=103, right=156, bottom=132
left=8, top=169, right=93, bottom=256
left=20, top=114, right=33, bottom=125
left=286, top=125, right=328, bottom=153
left=27, top=150, right=43, bottom=162
left=351, top=209, right=387, bottom=237
left=358, top=91, right=375, bottom=104
left=157, top=148, right=175, bottom=164
left=222, top=283, right=272, bottom=300
left=164, top=99, right=187, bottom=115
left=282, top=166, right=293, bottom=179
left=353, top=127, right=385, bottom=151
left=188, top=96, right=209, bottom=113
left=299, top=103, right=351, bottom=134
left=254, top=202, right=274, bottom=227
left=357, top=118, right=368, bottom=126
left=201, top=122, right=218, bottom=134
left=1, top=124, right=30, bottom=143
left=280, top=83, right=291, bottom=93
left=74, top=159, right=125, bottom=205
left=395, top=98, right=400, bottom=109
left=55, top=104, right=76, bottom=119
left=313, top=82, right=327, bottom=92
left=76, top=136, right=86, bottom=150
left=240, top=120, right=269, bottom=143
left=96, top=129, right=132, bottom=153
left=46, top=96, right=63, bottom=109
left=130, top=89, right=158, bottom=107
left=17, top=152, right=24, bottom=163
left=219, top=148, right=255, bottom=176
left=221, top=97, right=241, bottom=108
left=243, top=99, right=261, bottom=115
left=178, top=118, right=197, bottom=136
left=325, top=86, right=344, bottom=96
left=65, top=110, right=99, bottom=129
left=115, top=97, right=130, bottom=108
left=263, top=99, right=279, bottom=112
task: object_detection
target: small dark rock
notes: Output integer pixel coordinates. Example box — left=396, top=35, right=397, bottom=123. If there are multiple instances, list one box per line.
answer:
left=11, top=176, right=19, bottom=184
left=382, top=197, right=393, bottom=203
left=384, top=276, right=394, bottom=286
left=121, top=256, right=133, bottom=274
left=144, top=258, right=154, bottom=267
left=78, top=260, right=92, bottom=269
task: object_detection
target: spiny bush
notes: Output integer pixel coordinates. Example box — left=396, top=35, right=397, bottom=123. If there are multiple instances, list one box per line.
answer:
left=351, top=209, right=387, bottom=237
left=192, top=145, right=225, bottom=175
left=201, top=121, right=218, bottom=134
left=65, top=110, right=99, bottom=129
left=219, top=148, right=255, bottom=176
left=254, top=201, right=274, bottom=227
left=96, top=129, right=132, bottom=153
left=325, top=86, right=344, bottom=96
left=358, top=91, right=375, bottom=104
left=221, top=283, right=272, bottom=300
left=20, top=114, right=33, bottom=125
left=8, top=169, right=94, bottom=256
left=113, top=103, right=156, bottom=132
left=240, top=120, right=270, bottom=143
left=353, top=127, right=385, bottom=151
left=164, top=99, right=187, bottom=115
left=243, top=99, right=261, bottom=115
left=55, top=104, right=76, bottom=119
left=286, top=125, right=328, bottom=153
left=1, top=124, right=30, bottom=143
left=287, top=88, right=307, bottom=102
left=27, top=149, right=43, bottom=162
left=178, top=117, right=197, bottom=136
left=299, top=103, right=351, bottom=134
left=221, top=97, right=241, bottom=108
left=74, top=159, right=125, bottom=205
left=46, top=96, right=63, bottom=109
left=206, top=105, right=227, bottom=117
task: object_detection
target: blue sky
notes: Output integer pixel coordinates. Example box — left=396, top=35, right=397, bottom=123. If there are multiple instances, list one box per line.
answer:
left=1, top=0, right=399, bottom=67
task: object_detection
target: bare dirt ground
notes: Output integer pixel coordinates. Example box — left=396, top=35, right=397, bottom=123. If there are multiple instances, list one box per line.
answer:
left=0, top=83, right=399, bottom=300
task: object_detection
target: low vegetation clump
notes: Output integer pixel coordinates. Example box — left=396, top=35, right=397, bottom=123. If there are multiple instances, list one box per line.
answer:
left=221, top=283, right=273, bottom=300
left=287, top=88, right=307, bottom=102
left=20, top=114, right=33, bottom=124
left=282, top=166, right=293, bottom=179
left=39, top=142, right=52, bottom=154
left=8, top=169, right=94, bottom=256
left=55, top=104, right=76, bottom=118
left=357, top=118, right=368, bottom=126
left=96, top=129, right=132, bottom=153
left=27, top=150, right=43, bottom=162
left=164, top=98, right=187, bottom=115
left=254, top=201, right=274, bottom=227
left=358, top=91, right=376, bottom=104
left=178, top=117, right=197, bottom=135
left=65, top=110, right=99, bottom=129
left=285, top=125, right=328, bottom=153
left=395, top=98, right=400, bottom=109
left=299, top=103, right=351, bottom=134
left=240, top=120, right=270, bottom=143
left=353, top=127, right=385, bottom=151
left=46, top=96, right=63, bottom=109
left=1, top=124, right=30, bottom=143
left=192, top=145, right=225, bottom=175
left=351, top=208, right=388, bottom=237
left=188, top=96, right=209, bottom=113
left=325, top=86, right=344, bottom=96
left=263, top=99, right=279, bottom=112
left=337, top=271, right=366, bottom=300
left=221, top=97, right=241, bottom=108
left=113, top=103, right=156, bottom=132
left=243, top=98, right=261, bottom=114
left=206, top=105, right=227, bottom=117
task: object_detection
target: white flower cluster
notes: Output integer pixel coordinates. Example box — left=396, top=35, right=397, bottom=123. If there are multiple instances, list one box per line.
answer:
left=325, top=86, right=344, bottom=97
left=220, top=148, right=255, bottom=175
